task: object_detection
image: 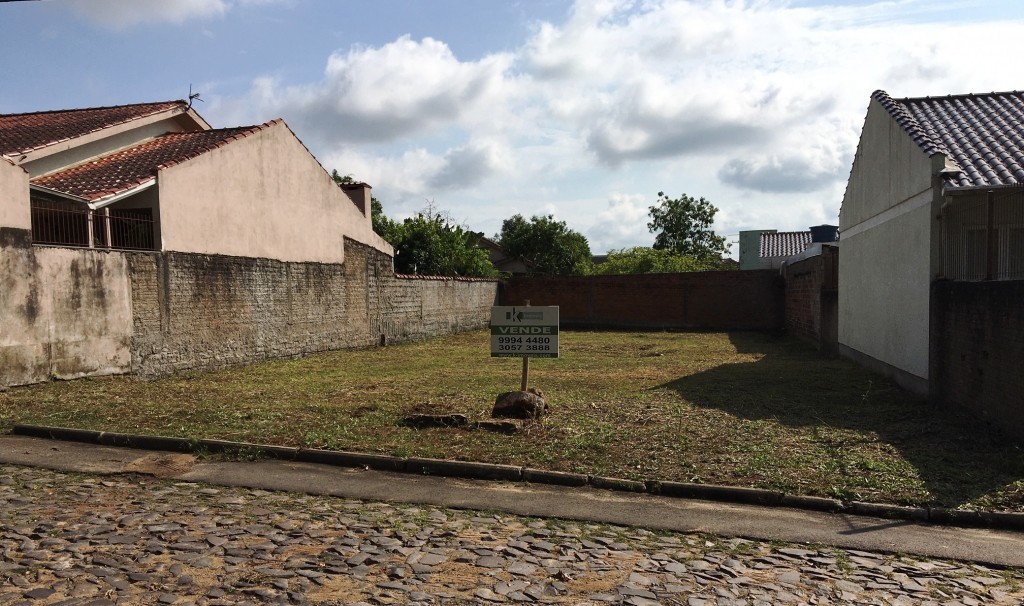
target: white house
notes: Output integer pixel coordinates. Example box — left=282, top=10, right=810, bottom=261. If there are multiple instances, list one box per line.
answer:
left=839, top=89, right=1024, bottom=394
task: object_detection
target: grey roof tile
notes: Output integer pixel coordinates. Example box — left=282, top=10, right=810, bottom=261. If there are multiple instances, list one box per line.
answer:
left=872, top=89, right=1024, bottom=189
left=760, top=231, right=811, bottom=258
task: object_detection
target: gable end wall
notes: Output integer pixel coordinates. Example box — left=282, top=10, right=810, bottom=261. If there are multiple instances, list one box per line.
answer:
left=157, top=122, right=392, bottom=264
left=837, top=98, right=937, bottom=388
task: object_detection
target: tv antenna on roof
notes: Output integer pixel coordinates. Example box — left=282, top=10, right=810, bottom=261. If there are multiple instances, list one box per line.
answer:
left=186, top=84, right=203, bottom=109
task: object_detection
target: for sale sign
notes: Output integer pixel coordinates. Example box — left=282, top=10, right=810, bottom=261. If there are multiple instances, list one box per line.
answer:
left=490, top=306, right=559, bottom=358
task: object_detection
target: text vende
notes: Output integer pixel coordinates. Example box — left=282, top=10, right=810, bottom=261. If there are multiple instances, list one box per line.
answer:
left=491, top=326, right=557, bottom=335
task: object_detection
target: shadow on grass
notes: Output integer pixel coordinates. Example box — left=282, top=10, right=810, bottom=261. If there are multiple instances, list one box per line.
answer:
left=658, top=332, right=1024, bottom=510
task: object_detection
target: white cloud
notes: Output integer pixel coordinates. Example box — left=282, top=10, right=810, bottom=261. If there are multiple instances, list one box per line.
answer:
left=206, top=0, right=1024, bottom=249
left=218, top=36, right=517, bottom=147
left=428, top=140, right=512, bottom=191
left=585, top=193, right=652, bottom=253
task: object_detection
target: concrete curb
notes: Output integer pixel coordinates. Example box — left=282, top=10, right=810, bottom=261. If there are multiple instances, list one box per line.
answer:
left=11, top=423, right=1024, bottom=532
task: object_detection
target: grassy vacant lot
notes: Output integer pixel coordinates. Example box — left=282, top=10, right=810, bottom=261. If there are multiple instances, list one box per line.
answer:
left=2, top=330, right=1022, bottom=511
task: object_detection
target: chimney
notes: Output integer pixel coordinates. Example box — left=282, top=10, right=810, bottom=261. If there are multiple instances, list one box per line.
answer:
left=340, top=182, right=371, bottom=218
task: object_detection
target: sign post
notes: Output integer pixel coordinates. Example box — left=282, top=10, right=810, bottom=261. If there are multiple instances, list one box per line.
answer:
left=490, top=304, right=559, bottom=390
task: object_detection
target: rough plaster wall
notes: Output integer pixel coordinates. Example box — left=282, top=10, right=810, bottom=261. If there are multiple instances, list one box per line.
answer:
left=0, top=245, right=132, bottom=387
left=156, top=121, right=391, bottom=264
left=129, top=240, right=497, bottom=377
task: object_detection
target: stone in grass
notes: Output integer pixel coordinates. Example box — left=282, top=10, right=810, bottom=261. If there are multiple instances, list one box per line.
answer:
left=492, top=388, right=548, bottom=419
left=400, top=413, right=470, bottom=429
left=475, top=419, right=524, bottom=434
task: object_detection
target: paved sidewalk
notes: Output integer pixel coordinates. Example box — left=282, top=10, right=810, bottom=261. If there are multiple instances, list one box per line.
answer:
left=1, top=435, right=1024, bottom=605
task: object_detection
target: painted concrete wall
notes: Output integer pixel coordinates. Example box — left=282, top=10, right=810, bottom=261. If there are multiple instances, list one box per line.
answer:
left=0, top=158, right=30, bottom=232
left=0, top=245, right=133, bottom=386
left=156, top=121, right=392, bottom=264
left=838, top=98, right=938, bottom=390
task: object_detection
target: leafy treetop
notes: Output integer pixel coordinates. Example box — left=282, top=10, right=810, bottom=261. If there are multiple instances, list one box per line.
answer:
left=497, top=214, right=592, bottom=276
left=647, top=192, right=728, bottom=261
left=331, top=170, right=496, bottom=278
left=593, top=247, right=727, bottom=275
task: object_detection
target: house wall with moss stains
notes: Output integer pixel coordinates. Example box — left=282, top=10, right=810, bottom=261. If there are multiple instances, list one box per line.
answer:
left=0, top=245, right=134, bottom=386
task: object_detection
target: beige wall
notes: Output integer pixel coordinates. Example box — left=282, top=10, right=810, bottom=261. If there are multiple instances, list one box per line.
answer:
left=838, top=98, right=939, bottom=385
left=156, top=121, right=392, bottom=264
left=0, top=246, right=133, bottom=387
left=0, top=158, right=30, bottom=231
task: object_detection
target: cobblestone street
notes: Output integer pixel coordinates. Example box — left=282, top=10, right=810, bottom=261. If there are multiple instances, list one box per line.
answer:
left=1, top=465, right=1023, bottom=605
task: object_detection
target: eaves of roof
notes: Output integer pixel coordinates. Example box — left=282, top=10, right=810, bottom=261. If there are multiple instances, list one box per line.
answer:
left=0, top=101, right=193, bottom=157
left=30, top=119, right=282, bottom=203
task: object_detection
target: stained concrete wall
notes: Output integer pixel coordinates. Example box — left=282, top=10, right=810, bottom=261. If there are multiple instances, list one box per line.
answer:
left=156, top=121, right=392, bottom=264
left=2, top=238, right=496, bottom=385
left=3, top=159, right=136, bottom=388
left=0, top=245, right=133, bottom=386
left=838, top=97, right=940, bottom=393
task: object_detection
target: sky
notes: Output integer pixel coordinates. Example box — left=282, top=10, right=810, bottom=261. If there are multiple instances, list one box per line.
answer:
left=3, top=0, right=1024, bottom=256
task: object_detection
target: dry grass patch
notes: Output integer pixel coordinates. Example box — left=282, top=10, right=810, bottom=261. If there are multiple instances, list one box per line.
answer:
left=2, top=330, right=1022, bottom=511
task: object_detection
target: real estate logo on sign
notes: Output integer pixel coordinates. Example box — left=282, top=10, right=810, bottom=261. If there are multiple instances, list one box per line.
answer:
left=490, top=306, right=559, bottom=358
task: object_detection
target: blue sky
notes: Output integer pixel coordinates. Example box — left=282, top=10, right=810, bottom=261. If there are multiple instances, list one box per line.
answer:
left=4, top=0, right=1024, bottom=256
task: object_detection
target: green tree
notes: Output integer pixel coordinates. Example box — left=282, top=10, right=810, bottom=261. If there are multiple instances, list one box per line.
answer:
left=647, top=192, right=728, bottom=260
left=329, top=171, right=495, bottom=277
left=592, top=247, right=724, bottom=275
left=497, top=214, right=592, bottom=275
left=387, top=206, right=497, bottom=278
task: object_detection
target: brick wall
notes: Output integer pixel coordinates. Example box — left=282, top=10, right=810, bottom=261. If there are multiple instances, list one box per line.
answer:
left=930, top=280, right=1024, bottom=441
left=500, top=270, right=783, bottom=330
left=782, top=246, right=838, bottom=350
left=127, top=239, right=498, bottom=377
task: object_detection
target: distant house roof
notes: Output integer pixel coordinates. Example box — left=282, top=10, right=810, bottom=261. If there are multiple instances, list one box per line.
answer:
left=760, top=231, right=811, bottom=258
left=31, top=121, right=279, bottom=202
left=478, top=236, right=531, bottom=274
left=872, top=89, right=1024, bottom=189
left=0, top=101, right=190, bottom=156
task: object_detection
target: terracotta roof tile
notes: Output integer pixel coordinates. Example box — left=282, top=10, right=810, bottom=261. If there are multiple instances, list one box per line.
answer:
left=0, top=101, right=187, bottom=156
left=873, top=89, right=1024, bottom=189
left=760, top=231, right=811, bottom=258
left=31, top=121, right=279, bottom=202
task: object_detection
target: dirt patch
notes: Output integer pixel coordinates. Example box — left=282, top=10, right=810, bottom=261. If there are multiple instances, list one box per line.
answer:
left=122, top=453, right=196, bottom=477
